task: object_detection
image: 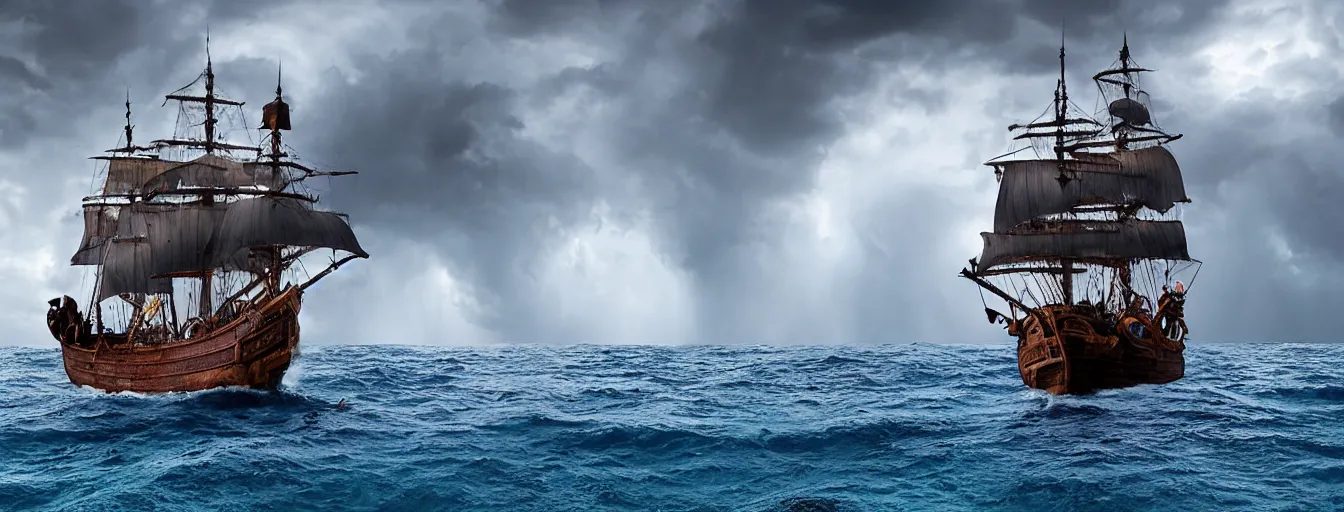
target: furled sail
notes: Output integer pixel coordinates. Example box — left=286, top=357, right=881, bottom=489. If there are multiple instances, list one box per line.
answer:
left=977, top=220, right=1190, bottom=270
left=992, top=146, right=1188, bottom=232
left=211, top=197, right=368, bottom=267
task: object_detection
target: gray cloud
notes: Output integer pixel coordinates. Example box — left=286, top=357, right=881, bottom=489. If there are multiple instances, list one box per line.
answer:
left=1329, top=96, right=1344, bottom=137
left=1, top=0, right=1339, bottom=345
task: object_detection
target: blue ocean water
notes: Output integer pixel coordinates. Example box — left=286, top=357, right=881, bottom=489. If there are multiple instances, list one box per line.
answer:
left=0, top=343, right=1340, bottom=512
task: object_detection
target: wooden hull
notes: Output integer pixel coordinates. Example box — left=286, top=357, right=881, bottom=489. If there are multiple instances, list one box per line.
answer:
left=54, top=288, right=303, bottom=393
left=1014, top=304, right=1184, bottom=395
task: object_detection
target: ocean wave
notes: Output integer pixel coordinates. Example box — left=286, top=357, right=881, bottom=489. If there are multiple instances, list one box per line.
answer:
left=1, top=343, right=1341, bottom=511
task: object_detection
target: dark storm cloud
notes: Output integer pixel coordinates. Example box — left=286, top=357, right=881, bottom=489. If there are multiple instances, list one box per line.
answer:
left=489, top=0, right=642, bottom=34
left=2, top=0, right=1340, bottom=344
left=0, top=0, right=284, bottom=149
left=0, top=0, right=322, bottom=344
left=1144, top=1, right=1344, bottom=341
left=304, top=52, right=603, bottom=337
left=1179, top=88, right=1344, bottom=265
left=291, top=0, right=1244, bottom=342
left=0, top=55, right=46, bottom=89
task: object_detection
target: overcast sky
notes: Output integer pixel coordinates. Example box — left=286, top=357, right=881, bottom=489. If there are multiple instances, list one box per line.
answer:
left=0, top=0, right=1339, bottom=346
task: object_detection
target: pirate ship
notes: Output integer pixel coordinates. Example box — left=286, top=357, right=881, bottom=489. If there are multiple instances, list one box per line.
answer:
left=45, top=39, right=367, bottom=393
left=960, top=36, right=1199, bottom=395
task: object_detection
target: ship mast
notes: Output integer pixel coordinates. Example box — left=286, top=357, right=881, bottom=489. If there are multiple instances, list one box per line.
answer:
left=268, top=63, right=283, bottom=161
left=1116, top=33, right=1131, bottom=152
left=198, top=33, right=217, bottom=318
left=263, top=63, right=288, bottom=297
left=124, top=90, right=134, bottom=151
left=91, top=90, right=141, bottom=333
left=155, top=32, right=240, bottom=319
left=204, top=31, right=216, bottom=155
left=1114, top=34, right=1134, bottom=302
left=89, top=93, right=140, bottom=332
left=1055, top=36, right=1074, bottom=305
left=1089, top=33, right=1184, bottom=307
left=156, top=30, right=253, bottom=155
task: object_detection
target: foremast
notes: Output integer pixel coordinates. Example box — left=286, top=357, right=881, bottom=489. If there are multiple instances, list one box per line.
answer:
left=962, top=35, right=1197, bottom=324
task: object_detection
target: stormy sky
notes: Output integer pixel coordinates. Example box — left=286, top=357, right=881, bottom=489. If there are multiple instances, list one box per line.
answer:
left=0, top=0, right=1339, bottom=346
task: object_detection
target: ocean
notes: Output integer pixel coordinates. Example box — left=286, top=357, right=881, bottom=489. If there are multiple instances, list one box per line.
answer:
left=0, top=343, right=1340, bottom=511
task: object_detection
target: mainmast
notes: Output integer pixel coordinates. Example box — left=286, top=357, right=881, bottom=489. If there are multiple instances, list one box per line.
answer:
left=155, top=33, right=247, bottom=320
left=200, top=33, right=215, bottom=317
left=1055, top=37, right=1074, bottom=305
left=1113, top=34, right=1134, bottom=299
left=155, top=32, right=253, bottom=155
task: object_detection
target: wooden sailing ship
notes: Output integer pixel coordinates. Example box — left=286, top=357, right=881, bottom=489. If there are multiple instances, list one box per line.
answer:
left=45, top=39, right=367, bottom=393
left=960, top=36, right=1200, bottom=395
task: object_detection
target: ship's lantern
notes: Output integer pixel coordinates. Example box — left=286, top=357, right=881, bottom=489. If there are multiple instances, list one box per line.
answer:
left=260, top=99, right=291, bottom=131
